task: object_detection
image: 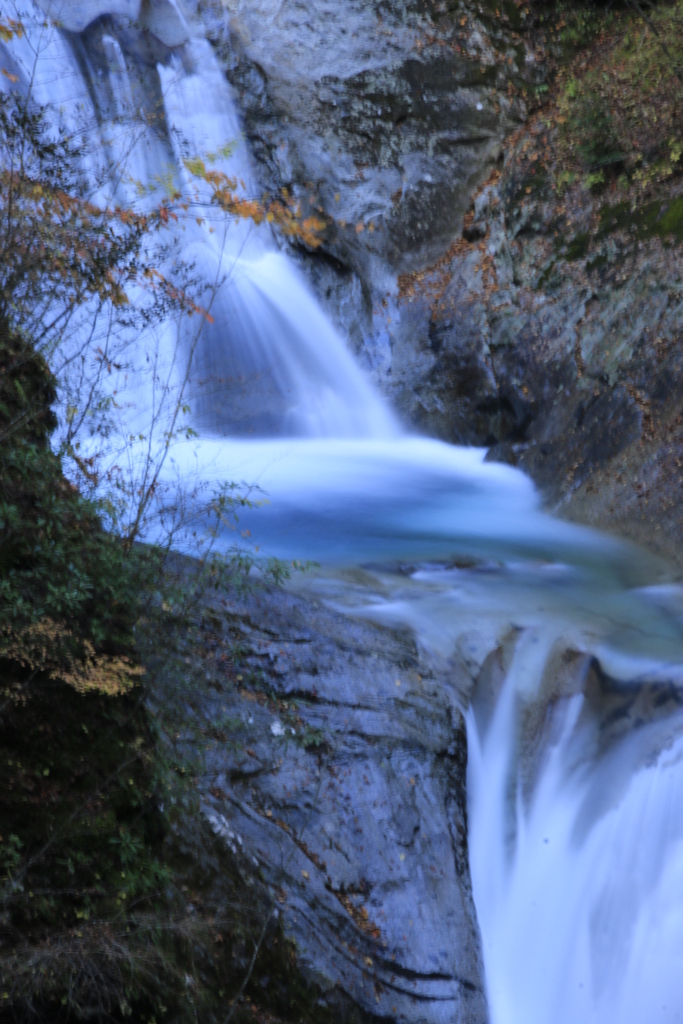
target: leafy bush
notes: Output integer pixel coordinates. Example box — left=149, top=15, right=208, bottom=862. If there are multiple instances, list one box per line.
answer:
left=0, top=320, right=152, bottom=691
left=556, top=2, right=683, bottom=193
left=0, top=666, right=201, bottom=1022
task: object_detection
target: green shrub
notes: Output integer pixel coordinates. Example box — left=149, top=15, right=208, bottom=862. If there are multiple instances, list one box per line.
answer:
left=0, top=320, right=150, bottom=691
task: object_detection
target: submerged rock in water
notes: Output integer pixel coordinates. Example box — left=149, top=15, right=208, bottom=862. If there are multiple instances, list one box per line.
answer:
left=167, top=582, right=488, bottom=1023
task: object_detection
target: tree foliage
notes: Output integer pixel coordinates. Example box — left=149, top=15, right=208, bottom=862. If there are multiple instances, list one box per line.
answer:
left=0, top=25, right=313, bottom=689
left=0, top=317, right=151, bottom=691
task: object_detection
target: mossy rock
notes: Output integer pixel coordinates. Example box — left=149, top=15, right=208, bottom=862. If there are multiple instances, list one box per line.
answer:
left=600, top=196, right=683, bottom=244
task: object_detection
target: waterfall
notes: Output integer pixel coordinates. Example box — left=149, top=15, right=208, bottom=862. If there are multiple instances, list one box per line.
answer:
left=4, top=1, right=395, bottom=441
left=294, top=562, right=683, bottom=1024
left=4, top=4, right=683, bottom=1022
left=467, top=631, right=683, bottom=1024
left=1, top=0, right=637, bottom=572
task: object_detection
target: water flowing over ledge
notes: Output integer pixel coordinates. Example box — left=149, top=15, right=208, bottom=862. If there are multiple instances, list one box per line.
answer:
left=4, top=4, right=683, bottom=1023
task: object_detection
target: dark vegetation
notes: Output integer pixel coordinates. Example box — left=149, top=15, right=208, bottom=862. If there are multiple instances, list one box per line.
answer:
left=479, top=0, right=683, bottom=359
left=505, top=0, right=683, bottom=249
left=0, top=319, right=328, bottom=1024
left=554, top=0, right=683, bottom=196
left=0, top=320, right=148, bottom=694
left=0, top=316, right=182, bottom=1020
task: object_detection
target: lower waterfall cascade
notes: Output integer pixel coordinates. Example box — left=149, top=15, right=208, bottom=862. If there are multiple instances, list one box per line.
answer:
left=467, top=626, right=683, bottom=1024
left=4, top=3, right=683, bottom=1022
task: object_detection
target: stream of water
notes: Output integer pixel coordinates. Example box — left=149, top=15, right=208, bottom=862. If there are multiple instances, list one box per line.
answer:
left=4, top=3, right=683, bottom=1020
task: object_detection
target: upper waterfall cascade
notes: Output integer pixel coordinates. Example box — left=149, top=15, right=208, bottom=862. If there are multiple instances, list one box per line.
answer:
left=8, top=0, right=397, bottom=443
left=4, top=4, right=683, bottom=1024
left=1, top=0, right=629, bottom=570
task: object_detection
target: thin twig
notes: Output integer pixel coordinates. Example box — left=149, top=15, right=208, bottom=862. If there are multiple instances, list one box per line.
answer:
left=223, top=907, right=274, bottom=1024
left=222, top=744, right=332, bottom=1023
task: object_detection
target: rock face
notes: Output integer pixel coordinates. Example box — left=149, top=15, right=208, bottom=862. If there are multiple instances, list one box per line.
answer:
left=196, top=0, right=540, bottom=366
left=174, top=583, right=488, bottom=1024
left=36, top=0, right=141, bottom=31
left=193, top=0, right=683, bottom=564
left=391, top=118, right=683, bottom=568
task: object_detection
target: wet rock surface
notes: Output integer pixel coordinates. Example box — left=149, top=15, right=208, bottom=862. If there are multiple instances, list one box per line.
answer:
left=393, top=115, right=683, bottom=568
left=193, top=0, right=683, bottom=565
left=196, top=0, right=539, bottom=363
left=163, top=582, right=488, bottom=1024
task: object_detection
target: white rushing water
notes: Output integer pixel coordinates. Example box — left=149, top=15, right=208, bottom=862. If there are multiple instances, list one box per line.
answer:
left=1, top=0, right=633, bottom=573
left=468, top=638, right=683, bottom=1024
left=298, top=561, right=683, bottom=1022
left=4, top=3, right=683, bottom=1022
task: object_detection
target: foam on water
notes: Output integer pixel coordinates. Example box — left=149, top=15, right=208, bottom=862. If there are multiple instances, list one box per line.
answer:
left=468, top=649, right=683, bottom=1024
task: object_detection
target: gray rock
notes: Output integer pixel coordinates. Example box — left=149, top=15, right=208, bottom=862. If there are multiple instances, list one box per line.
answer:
left=196, top=0, right=533, bottom=362
left=385, top=117, right=683, bottom=566
left=176, top=585, right=488, bottom=1023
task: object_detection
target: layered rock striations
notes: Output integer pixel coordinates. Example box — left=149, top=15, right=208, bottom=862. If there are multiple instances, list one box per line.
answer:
left=159, top=582, right=488, bottom=1023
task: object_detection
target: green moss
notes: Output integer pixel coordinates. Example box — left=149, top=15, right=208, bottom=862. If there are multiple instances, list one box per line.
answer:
left=535, top=259, right=559, bottom=290
left=585, top=170, right=606, bottom=191
left=655, top=196, right=683, bottom=238
left=599, top=196, right=683, bottom=243
left=564, top=232, right=590, bottom=260
left=586, top=251, right=609, bottom=272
